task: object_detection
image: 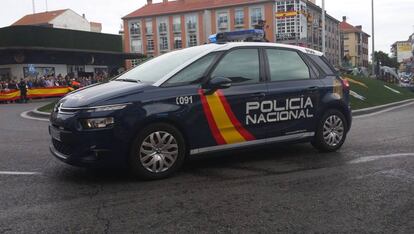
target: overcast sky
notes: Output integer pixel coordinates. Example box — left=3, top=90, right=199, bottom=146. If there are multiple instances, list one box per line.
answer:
left=1, top=0, right=413, bottom=55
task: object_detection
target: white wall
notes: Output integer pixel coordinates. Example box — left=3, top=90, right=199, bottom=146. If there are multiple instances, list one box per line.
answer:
left=85, top=65, right=107, bottom=73
left=50, top=9, right=91, bottom=32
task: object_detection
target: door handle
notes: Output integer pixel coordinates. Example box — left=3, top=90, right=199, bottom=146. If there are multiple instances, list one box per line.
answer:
left=306, top=86, right=319, bottom=93
left=251, top=92, right=266, bottom=99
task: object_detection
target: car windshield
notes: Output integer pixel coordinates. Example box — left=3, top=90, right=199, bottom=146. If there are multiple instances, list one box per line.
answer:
left=115, top=44, right=221, bottom=84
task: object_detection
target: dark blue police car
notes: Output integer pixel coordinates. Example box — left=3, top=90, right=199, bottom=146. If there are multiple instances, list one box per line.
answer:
left=49, top=42, right=352, bottom=179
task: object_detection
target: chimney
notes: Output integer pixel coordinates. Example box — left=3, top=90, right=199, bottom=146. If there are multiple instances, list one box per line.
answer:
left=82, top=13, right=86, bottom=19
left=342, top=16, right=346, bottom=22
left=163, top=0, right=168, bottom=3
left=147, top=0, right=152, bottom=4
left=356, top=25, right=362, bottom=30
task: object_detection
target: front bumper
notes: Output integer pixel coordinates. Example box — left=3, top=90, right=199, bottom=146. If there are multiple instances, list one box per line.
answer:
left=48, top=125, right=128, bottom=167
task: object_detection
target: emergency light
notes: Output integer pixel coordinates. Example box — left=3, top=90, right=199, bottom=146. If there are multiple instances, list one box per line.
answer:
left=208, top=29, right=266, bottom=43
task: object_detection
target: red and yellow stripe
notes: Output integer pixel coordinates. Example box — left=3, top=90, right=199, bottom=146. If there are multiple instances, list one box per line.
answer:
left=199, top=89, right=255, bottom=145
left=0, top=86, right=73, bottom=101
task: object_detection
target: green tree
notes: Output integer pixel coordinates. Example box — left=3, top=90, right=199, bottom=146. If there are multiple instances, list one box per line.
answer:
left=374, top=51, right=399, bottom=68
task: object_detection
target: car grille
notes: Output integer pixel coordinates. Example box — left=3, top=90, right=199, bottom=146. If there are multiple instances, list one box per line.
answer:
left=52, top=139, right=74, bottom=156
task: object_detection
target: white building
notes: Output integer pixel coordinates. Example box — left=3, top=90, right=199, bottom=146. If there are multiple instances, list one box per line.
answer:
left=12, top=9, right=102, bottom=33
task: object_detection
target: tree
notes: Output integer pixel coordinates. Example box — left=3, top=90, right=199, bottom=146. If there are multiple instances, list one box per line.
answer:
left=374, top=51, right=399, bottom=68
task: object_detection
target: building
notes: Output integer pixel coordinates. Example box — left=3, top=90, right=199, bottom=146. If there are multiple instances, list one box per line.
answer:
left=0, top=26, right=141, bottom=81
left=13, top=9, right=102, bottom=33
left=275, top=0, right=341, bottom=66
left=122, top=0, right=342, bottom=69
left=339, top=16, right=370, bottom=68
left=391, top=40, right=412, bottom=63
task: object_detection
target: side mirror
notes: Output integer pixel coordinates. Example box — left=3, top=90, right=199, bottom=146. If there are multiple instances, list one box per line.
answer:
left=204, top=77, right=232, bottom=91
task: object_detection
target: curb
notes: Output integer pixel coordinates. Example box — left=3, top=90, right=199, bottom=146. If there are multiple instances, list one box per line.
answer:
left=20, top=110, right=49, bottom=122
left=352, top=99, right=414, bottom=117
left=33, top=108, right=51, bottom=117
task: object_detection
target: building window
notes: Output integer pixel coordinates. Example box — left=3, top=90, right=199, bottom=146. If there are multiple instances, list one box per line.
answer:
left=173, top=16, right=181, bottom=32
left=131, top=38, right=142, bottom=53
left=130, top=22, right=141, bottom=35
left=145, top=20, right=152, bottom=35
left=147, top=36, right=154, bottom=51
left=186, top=15, right=197, bottom=32
left=188, top=34, right=197, bottom=47
left=158, top=22, right=167, bottom=34
left=250, top=7, right=263, bottom=26
left=174, top=34, right=182, bottom=49
left=159, top=36, right=169, bottom=51
left=217, top=12, right=228, bottom=31
left=235, top=9, right=244, bottom=26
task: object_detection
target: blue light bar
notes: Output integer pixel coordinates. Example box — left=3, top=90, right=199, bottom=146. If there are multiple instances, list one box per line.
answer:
left=208, top=29, right=265, bottom=43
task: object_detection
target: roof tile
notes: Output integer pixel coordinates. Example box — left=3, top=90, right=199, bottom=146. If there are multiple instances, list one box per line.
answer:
left=13, top=9, right=67, bottom=26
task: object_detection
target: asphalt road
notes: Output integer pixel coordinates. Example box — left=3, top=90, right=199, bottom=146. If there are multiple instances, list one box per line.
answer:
left=0, top=101, right=413, bottom=233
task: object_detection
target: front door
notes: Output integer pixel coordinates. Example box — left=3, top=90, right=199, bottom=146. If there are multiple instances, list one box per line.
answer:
left=201, top=48, right=268, bottom=146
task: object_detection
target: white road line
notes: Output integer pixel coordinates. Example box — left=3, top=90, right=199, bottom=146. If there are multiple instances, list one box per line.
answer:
left=354, top=101, right=414, bottom=119
left=0, top=171, right=41, bottom=175
left=348, top=153, right=414, bottom=164
left=384, top=85, right=401, bottom=94
left=20, top=110, right=49, bottom=122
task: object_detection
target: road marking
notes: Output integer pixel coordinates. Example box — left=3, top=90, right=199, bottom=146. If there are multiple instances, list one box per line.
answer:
left=20, top=110, right=49, bottom=122
left=384, top=85, right=401, bottom=94
left=354, top=101, right=414, bottom=119
left=348, top=153, right=414, bottom=164
left=0, top=171, right=41, bottom=175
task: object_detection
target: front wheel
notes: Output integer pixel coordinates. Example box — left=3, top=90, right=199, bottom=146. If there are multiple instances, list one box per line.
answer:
left=129, top=123, right=186, bottom=179
left=312, top=109, right=347, bottom=152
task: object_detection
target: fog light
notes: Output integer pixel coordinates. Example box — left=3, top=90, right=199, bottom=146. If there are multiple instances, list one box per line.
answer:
left=81, top=117, right=114, bottom=129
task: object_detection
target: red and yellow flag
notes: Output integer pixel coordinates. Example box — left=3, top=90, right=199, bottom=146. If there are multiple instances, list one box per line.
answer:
left=199, top=89, right=255, bottom=145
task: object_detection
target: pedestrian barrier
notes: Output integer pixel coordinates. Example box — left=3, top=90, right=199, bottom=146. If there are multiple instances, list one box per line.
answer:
left=0, top=86, right=74, bottom=101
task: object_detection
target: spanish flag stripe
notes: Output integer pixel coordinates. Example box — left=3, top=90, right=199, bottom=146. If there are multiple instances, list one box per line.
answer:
left=204, top=92, right=246, bottom=144
left=198, top=89, right=227, bottom=145
left=216, top=90, right=256, bottom=141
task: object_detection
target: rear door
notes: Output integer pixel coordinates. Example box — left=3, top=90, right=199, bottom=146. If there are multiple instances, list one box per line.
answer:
left=263, top=48, right=323, bottom=138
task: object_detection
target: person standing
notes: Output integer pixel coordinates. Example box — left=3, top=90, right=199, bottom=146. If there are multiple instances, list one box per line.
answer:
left=18, top=79, right=28, bottom=103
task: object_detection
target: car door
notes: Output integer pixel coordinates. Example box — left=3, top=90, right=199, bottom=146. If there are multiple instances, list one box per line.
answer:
left=201, top=48, right=268, bottom=147
left=263, top=48, right=323, bottom=139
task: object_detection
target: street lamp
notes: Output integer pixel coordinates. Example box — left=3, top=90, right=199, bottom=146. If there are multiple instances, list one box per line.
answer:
left=322, top=0, right=326, bottom=55
left=371, top=0, right=375, bottom=76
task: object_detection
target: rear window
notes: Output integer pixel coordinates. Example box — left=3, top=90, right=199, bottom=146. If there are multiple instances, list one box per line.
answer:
left=308, top=54, right=336, bottom=75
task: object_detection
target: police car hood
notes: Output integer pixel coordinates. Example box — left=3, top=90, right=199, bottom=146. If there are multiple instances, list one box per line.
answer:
left=61, top=81, right=150, bottom=107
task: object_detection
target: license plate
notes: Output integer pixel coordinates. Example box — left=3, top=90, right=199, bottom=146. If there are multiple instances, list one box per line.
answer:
left=50, top=127, right=61, bottom=142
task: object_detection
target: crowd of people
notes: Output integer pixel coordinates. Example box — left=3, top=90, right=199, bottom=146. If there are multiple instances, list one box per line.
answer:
left=0, top=73, right=109, bottom=104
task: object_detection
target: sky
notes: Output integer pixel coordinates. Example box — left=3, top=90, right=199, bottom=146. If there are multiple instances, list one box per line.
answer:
left=0, top=0, right=413, bottom=55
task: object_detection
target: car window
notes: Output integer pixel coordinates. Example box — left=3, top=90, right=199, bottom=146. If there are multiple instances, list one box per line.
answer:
left=164, top=53, right=217, bottom=87
left=266, top=49, right=310, bottom=81
left=115, top=44, right=220, bottom=84
left=211, top=49, right=260, bottom=85
left=308, top=54, right=336, bottom=75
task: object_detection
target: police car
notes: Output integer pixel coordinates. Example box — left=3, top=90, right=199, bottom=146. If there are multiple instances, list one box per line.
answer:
left=49, top=41, right=352, bottom=179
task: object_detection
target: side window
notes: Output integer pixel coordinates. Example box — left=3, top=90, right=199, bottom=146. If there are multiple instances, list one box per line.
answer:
left=308, top=54, right=336, bottom=75
left=164, top=53, right=217, bottom=87
left=211, top=49, right=260, bottom=85
left=266, top=49, right=311, bottom=81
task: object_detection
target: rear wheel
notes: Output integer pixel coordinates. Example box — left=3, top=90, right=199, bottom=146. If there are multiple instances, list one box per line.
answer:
left=129, top=123, right=186, bottom=179
left=312, top=109, right=347, bottom=152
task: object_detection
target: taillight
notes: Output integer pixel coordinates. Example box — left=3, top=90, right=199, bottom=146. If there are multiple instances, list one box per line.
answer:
left=341, top=77, right=350, bottom=89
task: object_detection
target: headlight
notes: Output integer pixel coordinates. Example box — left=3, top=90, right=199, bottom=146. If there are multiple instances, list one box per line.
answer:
left=81, top=117, right=114, bottom=129
left=85, top=104, right=128, bottom=113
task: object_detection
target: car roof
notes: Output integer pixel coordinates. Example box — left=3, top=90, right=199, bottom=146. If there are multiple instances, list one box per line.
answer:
left=212, top=42, right=324, bottom=56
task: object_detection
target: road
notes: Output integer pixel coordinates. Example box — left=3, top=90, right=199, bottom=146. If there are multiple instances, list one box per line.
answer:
left=0, top=101, right=413, bottom=233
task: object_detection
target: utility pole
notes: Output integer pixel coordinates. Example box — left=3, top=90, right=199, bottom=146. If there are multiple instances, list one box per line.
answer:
left=322, top=0, right=326, bottom=55
left=32, top=0, right=36, bottom=14
left=45, top=0, right=48, bottom=11
left=371, top=0, right=375, bottom=76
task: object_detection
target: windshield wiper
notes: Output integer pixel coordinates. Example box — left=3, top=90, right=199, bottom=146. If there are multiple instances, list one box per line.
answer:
left=116, top=78, right=141, bottom=83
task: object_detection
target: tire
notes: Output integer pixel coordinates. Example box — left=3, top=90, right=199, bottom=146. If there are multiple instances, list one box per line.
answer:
left=129, top=123, right=186, bottom=179
left=312, top=109, right=348, bottom=152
